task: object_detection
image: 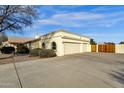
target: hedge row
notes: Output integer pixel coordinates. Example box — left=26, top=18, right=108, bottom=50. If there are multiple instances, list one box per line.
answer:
left=29, top=48, right=42, bottom=57
left=29, top=48, right=56, bottom=58
left=17, top=46, right=29, bottom=54
left=0, top=46, right=15, bottom=54
left=0, top=46, right=29, bottom=54
left=0, top=46, right=56, bottom=58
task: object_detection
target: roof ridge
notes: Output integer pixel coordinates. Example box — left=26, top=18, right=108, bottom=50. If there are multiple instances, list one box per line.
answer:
left=39, top=29, right=90, bottom=39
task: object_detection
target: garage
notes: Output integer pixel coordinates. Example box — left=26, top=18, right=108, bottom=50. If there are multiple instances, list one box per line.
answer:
left=82, top=43, right=88, bottom=52
left=64, top=42, right=81, bottom=55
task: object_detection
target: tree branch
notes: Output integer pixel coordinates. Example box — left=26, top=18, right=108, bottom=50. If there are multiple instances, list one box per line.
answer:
left=0, top=22, right=16, bottom=32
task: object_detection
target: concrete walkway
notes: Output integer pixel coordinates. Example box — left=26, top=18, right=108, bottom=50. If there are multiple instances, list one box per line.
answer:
left=0, top=53, right=124, bottom=88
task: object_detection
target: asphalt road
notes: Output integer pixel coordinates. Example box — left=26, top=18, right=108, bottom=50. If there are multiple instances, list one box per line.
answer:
left=0, top=52, right=124, bottom=88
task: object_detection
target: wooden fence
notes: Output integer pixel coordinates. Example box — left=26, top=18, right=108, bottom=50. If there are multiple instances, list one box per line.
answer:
left=91, top=44, right=115, bottom=53
left=91, top=45, right=97, bottom=52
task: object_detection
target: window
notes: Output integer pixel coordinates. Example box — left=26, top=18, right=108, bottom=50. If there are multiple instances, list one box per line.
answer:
left=52, top=42, right=57, bottom=50
left=42, top=42, right=45, bottom=49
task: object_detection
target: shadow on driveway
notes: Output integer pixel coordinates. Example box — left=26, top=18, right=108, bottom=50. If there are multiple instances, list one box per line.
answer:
left=108, top=61, right=124, bottom=85
left=109, top=70, right=124, bottom=85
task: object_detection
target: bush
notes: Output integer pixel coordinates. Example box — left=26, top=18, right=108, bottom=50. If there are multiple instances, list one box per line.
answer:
left=17, top=46, right=29, bottom=54
left=29, top=48, right=56, bottom=58
left=39, top=49, right=56, bottom=58
left=1, top=46, right=15, bottom=54
left=29, top=48, right=42, bottom=57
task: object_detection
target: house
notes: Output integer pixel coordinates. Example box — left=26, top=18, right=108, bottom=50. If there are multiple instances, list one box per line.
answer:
left=26, top=30, right=91, bottom=56
left=26, top=38, right=41, bottom=49
left=2, top=37, right=33, bottom=49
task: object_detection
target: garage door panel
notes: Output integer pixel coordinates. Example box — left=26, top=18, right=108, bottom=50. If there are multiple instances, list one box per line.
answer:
left=82, top=43, right=88, bottom=52
left=64, top=43, right=80, bottom=55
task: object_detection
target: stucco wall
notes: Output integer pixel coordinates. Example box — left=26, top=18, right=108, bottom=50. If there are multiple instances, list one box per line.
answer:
left=62, top=38, right=85, bottom=43
left=87, top=44, right=91, bottom=52
left=61, top=30, right=90, bottom=41
left=115, top=44, right=124, bottom=53
left=31, top=40, right=41, bottom=49
left=41, top=34, right=63, bottom=56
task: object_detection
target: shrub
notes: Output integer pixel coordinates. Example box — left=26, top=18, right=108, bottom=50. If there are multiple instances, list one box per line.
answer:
left=1, top=46, right=15, bottom=54
left=39, top=49, right=56, bottom=58
left=119, top=41, right=124, bottom=44
left=29, top=48, right=42, bottom=57
left=17, top=46, right=29, bottom=54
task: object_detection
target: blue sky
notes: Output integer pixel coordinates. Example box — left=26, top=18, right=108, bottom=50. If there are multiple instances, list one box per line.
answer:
left=6, top=5, right=124, bottom=43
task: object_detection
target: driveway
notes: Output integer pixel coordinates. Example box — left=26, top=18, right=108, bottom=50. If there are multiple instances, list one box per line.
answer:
left=0, top=52, right=124, bottom=88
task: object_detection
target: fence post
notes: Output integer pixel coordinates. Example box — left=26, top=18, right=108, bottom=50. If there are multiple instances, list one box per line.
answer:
left=96, top=45, right=98, bottom=52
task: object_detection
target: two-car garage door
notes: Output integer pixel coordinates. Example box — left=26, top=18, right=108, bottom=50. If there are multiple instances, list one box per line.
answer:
left=64, top=42, right=88, bottom=55
left=64, top=43, right=80, bottom=55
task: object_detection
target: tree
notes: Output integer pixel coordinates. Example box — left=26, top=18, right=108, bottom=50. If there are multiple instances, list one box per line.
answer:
left=0, top=5, right=38, bottom=33
left=0, top=6, right=38, bottom=88
left=90, top=38, right=97, bottom=45
left=0, top=32, right=8, bottom=45
left=119, top=41, right=124, bottom=44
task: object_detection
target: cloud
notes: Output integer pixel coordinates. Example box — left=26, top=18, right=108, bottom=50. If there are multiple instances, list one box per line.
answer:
left=38, top=11, right=106, bottom=27
left=39, top=19, right=60, bottom=25
left=38, top=7, right=124, bottom=28
left=52, top=12, right=104, bottom=20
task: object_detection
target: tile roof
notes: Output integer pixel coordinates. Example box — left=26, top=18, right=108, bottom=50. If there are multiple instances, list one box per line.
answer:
left=8, top=37, right=33, bottom=44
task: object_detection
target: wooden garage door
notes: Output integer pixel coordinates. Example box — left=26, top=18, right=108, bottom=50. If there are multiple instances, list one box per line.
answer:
left=64, top=43, right=80, bottom=55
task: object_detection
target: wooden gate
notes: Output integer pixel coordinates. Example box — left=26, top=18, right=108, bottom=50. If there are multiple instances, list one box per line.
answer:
left=98, top=44, right=115, bottom=53
left=91, top=45, right=97, bottom=52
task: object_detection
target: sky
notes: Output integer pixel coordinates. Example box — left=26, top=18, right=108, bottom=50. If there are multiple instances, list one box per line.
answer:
left=6, top=5, right=124, bottom=43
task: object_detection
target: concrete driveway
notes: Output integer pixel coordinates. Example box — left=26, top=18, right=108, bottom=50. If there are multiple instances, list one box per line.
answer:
left=0, top=52, right=124, bottom=88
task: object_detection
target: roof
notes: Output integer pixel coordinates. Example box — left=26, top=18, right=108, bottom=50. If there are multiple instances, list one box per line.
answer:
left=7, top=37, right=33, bottom=44
left=25, top=29, right=91, bottom=43
left=26, top=37, right=41, bottom=43
left=41, top=29, right=91, bottom=39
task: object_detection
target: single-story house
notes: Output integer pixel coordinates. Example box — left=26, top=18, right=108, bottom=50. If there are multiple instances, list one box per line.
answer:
left=2, top=37, right=33, bottom=49
left=26, top=30, right=91, bottom=56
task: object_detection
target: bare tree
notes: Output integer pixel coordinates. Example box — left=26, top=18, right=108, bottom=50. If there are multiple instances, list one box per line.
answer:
left=0, top=5, right=39, bottom=88
left=0, top=5, right=38, bottom=33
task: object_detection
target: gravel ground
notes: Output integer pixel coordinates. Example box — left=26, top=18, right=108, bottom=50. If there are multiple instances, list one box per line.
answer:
left=0, top=54, right=39, bottom=65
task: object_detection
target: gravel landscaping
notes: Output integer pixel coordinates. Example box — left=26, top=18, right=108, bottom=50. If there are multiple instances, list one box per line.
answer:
left=0, top=54, right=39, bottom=65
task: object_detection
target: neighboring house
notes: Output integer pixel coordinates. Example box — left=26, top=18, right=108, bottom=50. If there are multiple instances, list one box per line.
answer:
left=26, top=38, right=41, bottom=49
left=26, top=30, right=91, bottom=56
left=2, top=37, right=33, bottom=49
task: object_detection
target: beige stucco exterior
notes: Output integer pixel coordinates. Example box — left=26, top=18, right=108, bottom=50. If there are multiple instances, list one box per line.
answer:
left=28, top=30, right=91, bottom=56
left=115, top=44, right=124, bottom=53
left=29, top=39, right=41, bottom=49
